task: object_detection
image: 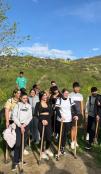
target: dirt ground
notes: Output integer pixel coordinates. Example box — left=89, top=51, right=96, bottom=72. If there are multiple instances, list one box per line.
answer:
left=0, top=147, right=101, bottom=174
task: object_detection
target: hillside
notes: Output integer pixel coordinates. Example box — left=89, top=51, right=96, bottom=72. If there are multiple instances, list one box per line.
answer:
left=0, top=56, right=101, bottom=108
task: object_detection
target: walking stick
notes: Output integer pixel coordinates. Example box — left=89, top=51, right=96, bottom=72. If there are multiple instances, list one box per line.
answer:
left=74, top=119, right=77, bottom=159
left=20, top=132, right=24, bottom=174
left=5, top=143, right=9, bottom=163
left=38, top=125, right=45, bottom=165
left=56, top=121, right=63, bottom=161
left=94, top=119, right=99, bottom=144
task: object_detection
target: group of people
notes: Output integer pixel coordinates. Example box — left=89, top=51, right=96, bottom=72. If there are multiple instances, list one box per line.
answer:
left=4, top=71, right=101, bottom=171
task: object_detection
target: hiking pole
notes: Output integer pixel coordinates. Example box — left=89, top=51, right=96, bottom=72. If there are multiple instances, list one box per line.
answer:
left=38, top=125, right=45, bottom=165
left=94, top=119, right=99, bottom=144
left=53, top=111, right=56, bottom=139
left=74, top=119, right=77, bottom=159
left=56, top=121, right=63, bottom=161
left=5, top=143, right=9, bottom=163
left=20, top=132, right=24, bottom=174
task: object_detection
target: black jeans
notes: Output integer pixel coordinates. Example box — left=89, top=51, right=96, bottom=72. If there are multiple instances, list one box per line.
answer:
left=58, top=121, right=72, bottom=147
left=14, top=125, right=29, bottom=164
left=38, top=120, right=52, bottom=151
left=87, top=116, right=96, bottom=144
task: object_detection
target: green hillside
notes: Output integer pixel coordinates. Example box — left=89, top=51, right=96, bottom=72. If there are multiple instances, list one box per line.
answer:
left=0, top=55, right=101, bottom=109
left=0, top=56, right=101, bottom=163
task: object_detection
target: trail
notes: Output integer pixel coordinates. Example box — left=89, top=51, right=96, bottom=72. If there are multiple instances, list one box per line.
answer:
left=0, top=148, right=101, bottom=174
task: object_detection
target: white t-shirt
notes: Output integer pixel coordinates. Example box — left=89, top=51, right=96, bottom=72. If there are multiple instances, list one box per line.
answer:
left=56, top=98, right=74, bottom=123
left=69, top=92, right=83, bottom=114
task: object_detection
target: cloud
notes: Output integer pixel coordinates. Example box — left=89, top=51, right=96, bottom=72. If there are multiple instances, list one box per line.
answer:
left=91, top=48, right=100, bottom=51
left=56, top=1, right=101, bottom=22
left=18, top=43, right=76, bottom=59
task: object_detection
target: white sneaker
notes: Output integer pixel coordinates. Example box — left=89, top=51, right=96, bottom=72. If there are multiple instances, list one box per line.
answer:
left=45, top=149, right=54, bottom=157
left=86, top=133, right=89, bottom=141
left=41, top=152, right=49, bottom=160
left=23, top=149, right=29, bottom=155
left=76, top=142, right=79, bottom=147
left=71, top=141, right=75, bottom=149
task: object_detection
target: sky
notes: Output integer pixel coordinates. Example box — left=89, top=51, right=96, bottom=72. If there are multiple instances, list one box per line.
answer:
left=7, top=0, right=101, bottom=59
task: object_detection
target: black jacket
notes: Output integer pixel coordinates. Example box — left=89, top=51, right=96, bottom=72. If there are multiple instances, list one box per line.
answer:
left=94, top=94, right=101, bottom=117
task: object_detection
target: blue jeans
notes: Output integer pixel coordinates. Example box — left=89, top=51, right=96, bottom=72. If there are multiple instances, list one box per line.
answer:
left=30, top=117, right=40, bottom=142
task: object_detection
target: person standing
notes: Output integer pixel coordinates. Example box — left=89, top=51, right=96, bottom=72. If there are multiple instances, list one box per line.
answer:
left=28, top=89, right=40, bottom=144
left=69, top=82, right=84, bottom=149
left=4, top=89, right=21, bottom=128
left=85, top=87, right=98, bottom=149
left=12, top=93, right=32, bottom=171
left=16, top=72, right=27, bottom=90
left=55, top=88, right=78, bottom=154
left=34, top=91, right=53, bottom=160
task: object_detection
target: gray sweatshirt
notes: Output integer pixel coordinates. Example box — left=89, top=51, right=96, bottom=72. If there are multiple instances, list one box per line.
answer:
left=12, top=102, right=32, bottom=127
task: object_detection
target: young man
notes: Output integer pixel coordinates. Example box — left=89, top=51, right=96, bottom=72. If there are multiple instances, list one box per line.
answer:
left=12, top=93, right=32, bottom=171
left=85, top=87, right=98, bottom=149
left=16, top=72, right=27, bottom=90
left=69, top=82, right=84, bottom=149
left=94, top=93, right=101, bottom=146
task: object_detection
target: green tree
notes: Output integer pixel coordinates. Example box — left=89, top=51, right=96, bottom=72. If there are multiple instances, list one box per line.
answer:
left=0, top=0, right=30, bottom=55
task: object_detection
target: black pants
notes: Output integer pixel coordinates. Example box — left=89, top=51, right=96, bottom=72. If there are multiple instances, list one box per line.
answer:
left=38, top=120, right=51, bottom=151
left=14, top=125, right=29, bottom=164
left=87, top=116, right=95, bottom=144
left=58, top=121, right=72, bottom=148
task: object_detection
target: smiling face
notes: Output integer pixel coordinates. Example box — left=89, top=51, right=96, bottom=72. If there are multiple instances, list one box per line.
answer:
left=30, top=90, right=36, bottom=97
left=63, top=90, right=69, bottom=99
left=74, top=86, right=80, bottom=93
left=21, top=95, right=28, bottom=104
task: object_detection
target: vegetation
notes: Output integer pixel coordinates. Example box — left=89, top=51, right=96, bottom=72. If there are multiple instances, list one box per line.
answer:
left=0, top=55, right=101, bottom=165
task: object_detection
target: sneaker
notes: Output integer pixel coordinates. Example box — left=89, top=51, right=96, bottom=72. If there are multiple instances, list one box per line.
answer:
left=85, top=144, right=92, bottom=150
left=71, top=141, right=75, bottom=149
left=41, top=152, right=49, bottom=160
left=11, top=163, right=17, bottom=171
left=76, top=142, right=79, bottom=147
left=86, top=133, right=89, bottom=141
left=23, top=149, right=29, bottom=155
left=60, top=147, right=67, bottom=155
left=45, top=149, right=54, bottom=157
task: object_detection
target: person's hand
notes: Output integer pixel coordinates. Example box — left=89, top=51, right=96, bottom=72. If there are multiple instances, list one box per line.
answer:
left=22, top=124, right=26, bottom=128
left=6, top=121, right=9, bottom=128
left=21, top=125, right=25, bottom=134
left=73, top=116, right=78, bottom=121
left=42, top=120, right=48, bottom=126
left=98, top=101, right=101, bottom=106
left=96, top=115, right=100, bottom=121
left=61, top=117, right=65, bottom=122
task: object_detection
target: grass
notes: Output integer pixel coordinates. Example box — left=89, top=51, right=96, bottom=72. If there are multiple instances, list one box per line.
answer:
left=0, top=55, right=101, bottom=166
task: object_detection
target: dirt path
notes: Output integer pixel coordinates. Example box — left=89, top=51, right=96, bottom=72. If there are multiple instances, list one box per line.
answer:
left=0, top=148, right=101, bottom=174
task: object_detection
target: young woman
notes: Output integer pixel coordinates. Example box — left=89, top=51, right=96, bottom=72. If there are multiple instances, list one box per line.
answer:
left=49, top=86, right=62, bottom=139
left=69, top=82, right=84, bottom=149
left=28, top=89, right=39, bottom=143
left=34, top=91, right=53, bottom=160
left=12, top=93, right=32, bottom=171
left=55, top=88, right=78, bottom=154
left=4, top=89, right=21, bottom=128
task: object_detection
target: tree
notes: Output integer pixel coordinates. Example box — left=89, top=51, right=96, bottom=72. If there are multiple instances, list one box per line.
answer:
left=0, top=0, right=30, bottom=56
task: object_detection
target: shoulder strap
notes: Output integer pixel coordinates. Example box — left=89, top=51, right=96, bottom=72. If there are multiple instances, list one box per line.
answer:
left=89, top=96, right=91, bottom=106
left=69, top=98, right=72, bottom=105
